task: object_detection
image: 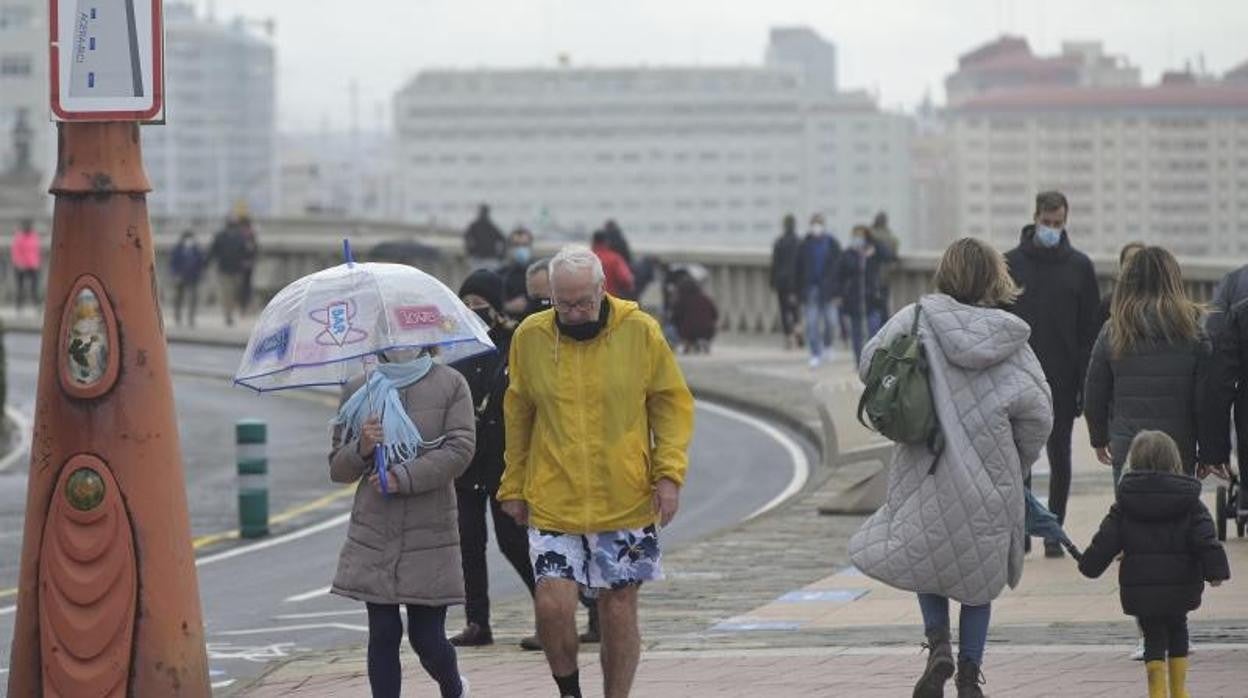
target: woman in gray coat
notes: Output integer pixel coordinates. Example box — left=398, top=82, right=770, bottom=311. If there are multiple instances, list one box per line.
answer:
left=849, top=238, right=1053, bottom=698
left=330, top=348, right=476, bottom=698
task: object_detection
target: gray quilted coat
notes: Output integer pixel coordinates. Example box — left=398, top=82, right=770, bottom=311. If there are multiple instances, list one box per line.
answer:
left=849, top=294, right=1054, bottom=605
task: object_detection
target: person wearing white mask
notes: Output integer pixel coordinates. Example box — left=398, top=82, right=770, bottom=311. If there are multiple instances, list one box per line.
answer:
left=1004, top=190, right=1101, bottom=560
left=794, top=213, right=844, bottom=368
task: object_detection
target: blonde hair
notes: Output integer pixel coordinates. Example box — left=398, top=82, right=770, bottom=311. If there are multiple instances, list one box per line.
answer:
left=933, top=237, right=1020, bottom=307
left=1126, top=430, right=1183, bottom=475
left=1108, top=246, right=1203, bottom=358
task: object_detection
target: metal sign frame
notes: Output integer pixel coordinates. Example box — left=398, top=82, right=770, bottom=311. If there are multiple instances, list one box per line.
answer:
left=49, top=0, right=165, bottom=122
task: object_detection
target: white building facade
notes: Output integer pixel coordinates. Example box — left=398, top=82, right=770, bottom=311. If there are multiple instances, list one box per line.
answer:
left=394, top=30, right=911, bottom=248
left=140, top=3, right=276, bottom=219
left=949, top=83, right=1248, bottom=259
left=0, top=0, right=55, bottom=204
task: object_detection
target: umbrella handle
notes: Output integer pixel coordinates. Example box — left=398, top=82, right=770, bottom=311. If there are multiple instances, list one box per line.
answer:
left=344, top=238, right=355, bottom=267
left=376, top=447, right=389, bottom=498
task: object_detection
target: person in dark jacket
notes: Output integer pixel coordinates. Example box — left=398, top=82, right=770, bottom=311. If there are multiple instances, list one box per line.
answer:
left=170, top=230, right=205, bottom=328
left=837, top=225, right=897, bottom=364
left=1205, top=262, right=1248, bottom=340
left=1078, top=431, right=1230, bottom=698
left=1084, top=246, right=1213, bottom=488
left=496, top=227, right=535, bottom=319
left=1201, top=295, right=1248, bottom=515
left=794, top=214, right=843, bottom=367
left=207, top=219, right=250, bottom=327
left=463, top=204, right=506, bottom=264
left=672, top=275, right=718, bottom=353
left=1005, top=191, right=1101, bottom=558
left=448, top=270, right=540, bottom=651
left=1097, top=241, right=1146, bottom=329
left=770, top=214, right=802, bottom=349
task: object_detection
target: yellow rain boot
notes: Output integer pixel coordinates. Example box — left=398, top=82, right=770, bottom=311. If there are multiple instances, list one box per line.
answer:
left=1167, top=657, right=1189, bottom=698
left=1145, top=660, right=1167, bottom=698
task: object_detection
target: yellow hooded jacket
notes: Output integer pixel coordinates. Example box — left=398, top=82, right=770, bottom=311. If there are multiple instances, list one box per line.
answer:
left=498, top=296, right=695, bottom=533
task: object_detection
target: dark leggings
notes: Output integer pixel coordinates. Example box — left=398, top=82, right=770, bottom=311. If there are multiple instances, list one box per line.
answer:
left=366, top=603, right=462, bottom=698
left=1139, top=614, right=1188, bottom=661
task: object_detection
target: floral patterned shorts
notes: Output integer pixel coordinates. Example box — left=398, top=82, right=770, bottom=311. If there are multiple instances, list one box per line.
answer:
left=528, top=525, right=664, bottom=591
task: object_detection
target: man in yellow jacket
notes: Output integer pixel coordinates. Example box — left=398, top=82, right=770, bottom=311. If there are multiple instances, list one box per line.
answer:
left=500, top=244, right=694, bottom=698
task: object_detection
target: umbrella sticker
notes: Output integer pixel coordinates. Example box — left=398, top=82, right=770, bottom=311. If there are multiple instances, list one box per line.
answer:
left=311, top=300, right=368, bottom=347
left=394, top=305, right=447, bottom=331
left=252, top=325, right=290, bottom=361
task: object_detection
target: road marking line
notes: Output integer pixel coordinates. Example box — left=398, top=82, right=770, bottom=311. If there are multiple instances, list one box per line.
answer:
left=191, top=486, right=355, bottom=550
left=0, top=587, right=16, bottom=600
left=215, top=622, right=368, bottom=636
left=211, top=679, right=235, bottom=688
left=196, top=512, right=349, bottom=567
left=283, top=586, right=331, bottom=603
left=274, top=609, right=365, bottom=620
left=697, top=401, right=810, bottom=520
left=0, top=405, right=32, bottom=473
left=0, top=605, right=15, bottom=616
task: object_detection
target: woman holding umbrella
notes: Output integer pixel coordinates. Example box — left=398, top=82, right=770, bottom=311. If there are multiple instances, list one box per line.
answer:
left=849, top=238, right=1053, bottom=698
left=329, top=345, right=476, bottom=698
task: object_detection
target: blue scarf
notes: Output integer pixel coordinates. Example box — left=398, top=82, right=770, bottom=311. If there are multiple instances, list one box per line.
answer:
left=332, top=356, right=445, bottom=465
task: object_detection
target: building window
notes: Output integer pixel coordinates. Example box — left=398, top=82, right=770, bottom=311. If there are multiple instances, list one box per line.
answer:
left=0, top=6, right=34, bottom=29
left=0, top=54, right=32, bottom=77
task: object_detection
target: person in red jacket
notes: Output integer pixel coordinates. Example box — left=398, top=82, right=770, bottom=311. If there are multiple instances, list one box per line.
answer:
left=10, top=219, right=42, bottom=312
left=592, top=230, right=635, bottom=298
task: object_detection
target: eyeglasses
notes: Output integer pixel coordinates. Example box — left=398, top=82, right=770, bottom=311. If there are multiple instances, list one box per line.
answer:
left=553, top=297, right=598, bottom=314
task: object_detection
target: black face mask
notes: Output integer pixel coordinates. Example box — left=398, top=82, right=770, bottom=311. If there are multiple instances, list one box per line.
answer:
left=472, top=306, right=495, bottom=327
left=557, top=301, right=610, bottom=342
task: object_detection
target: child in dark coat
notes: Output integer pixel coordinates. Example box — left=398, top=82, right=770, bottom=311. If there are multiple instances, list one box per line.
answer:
left=1077, top=430, right=1230, bottom=698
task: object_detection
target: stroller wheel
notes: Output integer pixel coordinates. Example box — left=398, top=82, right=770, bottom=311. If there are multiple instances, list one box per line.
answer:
left=1216, top=486, right=1228, bottom=542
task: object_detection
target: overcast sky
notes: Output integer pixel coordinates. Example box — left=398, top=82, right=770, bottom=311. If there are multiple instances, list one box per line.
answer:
left=206, top=0, right=1248, bottom=133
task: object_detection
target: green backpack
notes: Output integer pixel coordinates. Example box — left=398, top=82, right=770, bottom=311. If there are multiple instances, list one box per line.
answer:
left=857, top=304, right=945, bottom=469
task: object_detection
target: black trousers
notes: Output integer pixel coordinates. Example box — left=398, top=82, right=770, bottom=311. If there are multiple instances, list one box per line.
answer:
left=1026, top=402, right=1076, bottom=531
left=174, top=281, right=199, bottom=326
left=776, top=290, right=800, bottom=336
left=1139, top=614, right=1189, bottom=661
left=14, top=269, right=39, bottom=309
left=366, top=603, right=461, bottom=698
left=456, top=486, right=536, bottom=628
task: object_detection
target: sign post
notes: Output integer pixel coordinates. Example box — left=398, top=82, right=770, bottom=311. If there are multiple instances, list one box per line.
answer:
left=7, top=3, right=208, bottom=695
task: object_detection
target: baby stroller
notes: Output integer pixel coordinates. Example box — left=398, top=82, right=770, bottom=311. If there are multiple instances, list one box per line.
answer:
left=1215, top=471, right=1245, bottom=541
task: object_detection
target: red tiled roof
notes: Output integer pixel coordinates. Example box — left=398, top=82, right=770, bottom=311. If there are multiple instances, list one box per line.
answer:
left=954, top=85, right=1248, bottom=111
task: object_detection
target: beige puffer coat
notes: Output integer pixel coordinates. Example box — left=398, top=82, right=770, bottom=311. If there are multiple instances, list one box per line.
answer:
left=328, top=364, right=475, bottom=606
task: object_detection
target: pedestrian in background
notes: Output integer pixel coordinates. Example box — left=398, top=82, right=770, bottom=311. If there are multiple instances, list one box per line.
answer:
left=770, top=214, right=802, bottom=349
left=498, top=227, right=535, bottom=318
left=464, top=204, right=506, bottom=268
left=9, top=218, right=41, bottom=313
left=329, top=345, right=476, bottom=698
left=837, top=225, right=896, bottom=364
left=1098, top=241, right=1147, bottom=328
left=1084, top=246, right=1213, bottom=488
left=1077, top=430, right=1230, bottom=698
left=850, top=238, right=1053, bottom=698
left=1204, top=285, right=1248, bottom=519
left=1005, top=190, right=1100, bottom=558
left=208, top=217, right=249, bottom=327
left=870, top=211, right=900, bottom=333
left=170, top=229, right=205, bottom=328
left=591, top=230, right=635, bottom=299
left=236, top=214, right=259, bottom=315
left=672, top=274, right=718, bottom=354
left=795, top=214, right=843, bottom=368
left=523, top=257, right=553, bottom=320
left=500, top=245, right=694, bottom=698
left=448, top=270, right=541, bottom=652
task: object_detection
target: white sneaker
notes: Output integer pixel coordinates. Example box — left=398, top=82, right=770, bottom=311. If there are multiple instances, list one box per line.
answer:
left=459, top=675, right=470, bottom=697
left=809, top=356, right=822, bottom=369
left=1130, top=639, right=1145, bottom=661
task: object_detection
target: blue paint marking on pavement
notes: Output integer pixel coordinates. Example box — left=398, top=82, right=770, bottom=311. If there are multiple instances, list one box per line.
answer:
left=89, top=37, right=96, bottom=50
left=710, top=620, right=802, bottom=632
left=87, top=72, right=95, bottom=88
left=777, top=589, right=868, bottom=604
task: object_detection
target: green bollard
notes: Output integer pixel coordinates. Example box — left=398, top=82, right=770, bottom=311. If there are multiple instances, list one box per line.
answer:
left=236, top=419, right=269, bottom=538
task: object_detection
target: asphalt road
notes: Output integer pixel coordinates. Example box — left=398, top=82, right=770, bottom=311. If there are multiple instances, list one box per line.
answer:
left=0, top=334, right=811, bottom=693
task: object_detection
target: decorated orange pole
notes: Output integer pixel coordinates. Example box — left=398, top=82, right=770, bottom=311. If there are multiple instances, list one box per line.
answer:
left=5, top=126, right=210, bottom=694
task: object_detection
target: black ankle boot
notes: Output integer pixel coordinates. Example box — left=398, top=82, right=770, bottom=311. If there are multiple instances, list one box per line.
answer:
left=913, top=628, right=954, bottom=698
left=955, top=657, right=985, bottom=698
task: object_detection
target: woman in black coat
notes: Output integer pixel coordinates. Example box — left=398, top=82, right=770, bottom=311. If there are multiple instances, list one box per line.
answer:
left=1078, top=431, right=1229, bottom=698
left=1083, top=246, right=1214, bottom=488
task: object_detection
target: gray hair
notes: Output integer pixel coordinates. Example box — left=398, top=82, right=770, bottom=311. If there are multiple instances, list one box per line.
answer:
left=526, top=257, right=551, bottom=281
left=549, top=244, right=605, bottom=290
